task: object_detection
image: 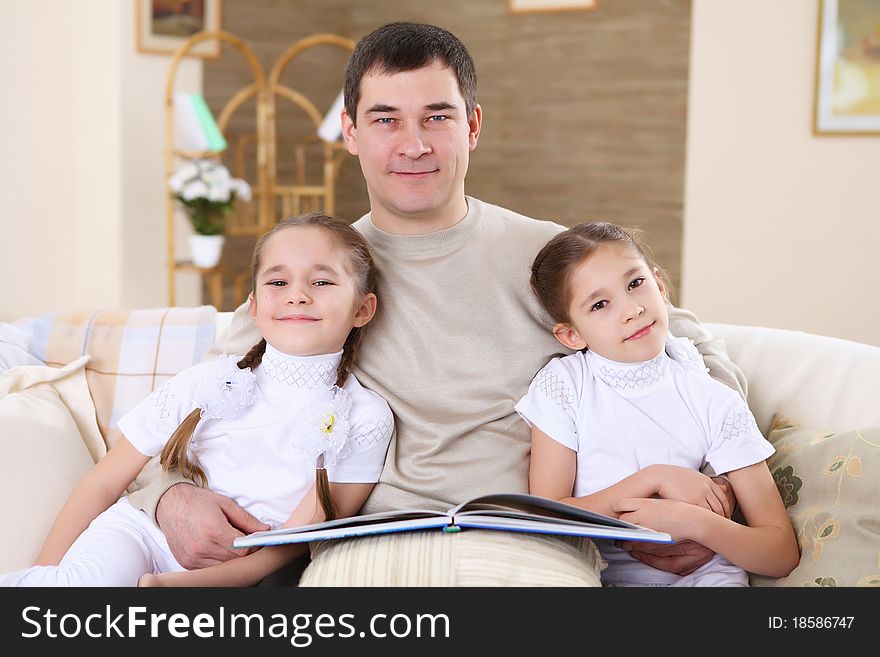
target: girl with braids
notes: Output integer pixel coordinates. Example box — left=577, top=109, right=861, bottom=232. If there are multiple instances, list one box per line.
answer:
left=516, top=222, right=798, bottom=586
left=2, top=213, right=393, bottom=587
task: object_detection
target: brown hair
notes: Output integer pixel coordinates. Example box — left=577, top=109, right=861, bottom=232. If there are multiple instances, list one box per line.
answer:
left=344, top=22, right=478, bottom=125
left=160, top=213, right=378, bottom=522
left=530, top=221, right=672, bottom=325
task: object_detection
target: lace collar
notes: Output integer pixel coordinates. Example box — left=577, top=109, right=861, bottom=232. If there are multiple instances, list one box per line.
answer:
left=261, top=343, right=342, bottom=389
left=588, top=349, right=668, bottom=393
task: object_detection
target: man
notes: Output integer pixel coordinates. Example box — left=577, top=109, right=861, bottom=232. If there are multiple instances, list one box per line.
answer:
left=131, top=22, right=744, bottom=585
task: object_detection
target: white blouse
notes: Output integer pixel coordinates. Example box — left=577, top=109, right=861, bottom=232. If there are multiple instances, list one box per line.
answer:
left=118, top=344, right=393, bottom=528
left=515, top=333, right=773, bottom=498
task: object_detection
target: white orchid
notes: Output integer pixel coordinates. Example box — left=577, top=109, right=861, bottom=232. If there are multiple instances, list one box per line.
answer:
left=169, top=159, right=252, bottom=235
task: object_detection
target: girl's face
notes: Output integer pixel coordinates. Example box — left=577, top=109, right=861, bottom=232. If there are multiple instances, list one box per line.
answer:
left=248, top=226, right=376, bottom=356
left=553, top=242, right=669, bottom=363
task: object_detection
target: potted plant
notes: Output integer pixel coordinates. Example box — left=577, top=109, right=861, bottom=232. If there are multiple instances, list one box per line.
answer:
left=169, top=159, right=252, bottom=268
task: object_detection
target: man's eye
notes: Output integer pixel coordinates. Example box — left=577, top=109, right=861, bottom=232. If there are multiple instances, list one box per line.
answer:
left=376, top=117, right=395, bottom=124
left=590, top=300, right=608, bottom=312
left=427, top=115, right=448, bottom=122
left=629, top=277, right=645, bottom=290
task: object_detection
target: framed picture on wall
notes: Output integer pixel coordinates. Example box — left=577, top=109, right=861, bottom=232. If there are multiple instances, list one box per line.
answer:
left=814, top=0, right=880, bottom=135
left=137, top=0, right=222, bottom=59
left=508, top=0, right=597, bottom=14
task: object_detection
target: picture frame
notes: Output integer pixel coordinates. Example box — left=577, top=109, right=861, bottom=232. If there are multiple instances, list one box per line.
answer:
left=814, top=0, right=880, bottom=135
left=136, top=0, right=222, bottom=59
left=508, top=0, right=597, bottom=15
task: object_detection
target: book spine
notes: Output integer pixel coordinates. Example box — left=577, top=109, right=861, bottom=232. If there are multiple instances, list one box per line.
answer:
left=317, top=89, right=345, bottom=143
left=189, top=93, right=228, bottom=152
left=173, top=92, right=210, bottom=152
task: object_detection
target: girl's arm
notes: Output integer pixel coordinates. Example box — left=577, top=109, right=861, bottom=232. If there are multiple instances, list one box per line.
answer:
left=34, top=438, right=149, bottom=565
left=140, top=482, right=374, bottom=587
left=529, top=426, right=730, bottom=517
left=613, top=461, right=799, bottom=577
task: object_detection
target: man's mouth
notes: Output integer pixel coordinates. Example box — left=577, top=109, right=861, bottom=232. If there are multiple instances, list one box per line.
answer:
left=391, top=169, right=438, bottom=177
left=625, top=322, right=655, bottom=341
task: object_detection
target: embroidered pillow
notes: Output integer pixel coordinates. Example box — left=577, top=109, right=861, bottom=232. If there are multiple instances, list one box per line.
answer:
left=749, top=415, right=880, bottom=587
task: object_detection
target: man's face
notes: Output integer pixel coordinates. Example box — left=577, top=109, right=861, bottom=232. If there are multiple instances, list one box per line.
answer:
left=341, top=60, right=482, bottom=233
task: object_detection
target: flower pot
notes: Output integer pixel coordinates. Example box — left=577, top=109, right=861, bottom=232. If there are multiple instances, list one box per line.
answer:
left=189, top=234, right=225, bottom=269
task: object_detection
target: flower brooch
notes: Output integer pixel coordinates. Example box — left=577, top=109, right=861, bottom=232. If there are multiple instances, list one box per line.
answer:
left=290, top=386, right=353, bottom=470
left=192, top=354, right=257, bottom=419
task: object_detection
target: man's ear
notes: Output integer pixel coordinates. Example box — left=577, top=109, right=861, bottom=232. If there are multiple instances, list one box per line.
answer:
left=653, top=267, right=667, bottom=300
left=552, top=322, right=587, bottom=351
left=341, top=109, right=358, bottom=155
left=352, top=293, right=377, bottom=328
left=468, top=104, right=483, bottom=151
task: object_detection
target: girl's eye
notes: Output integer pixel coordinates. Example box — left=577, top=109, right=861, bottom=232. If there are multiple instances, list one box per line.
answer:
left=267, top=280, right=286, bottom=287
left=590, top=300, right=608, bottom=312
left=629, top=277, right=645, bottom=290
left=313, top=280, right=333, bottom=287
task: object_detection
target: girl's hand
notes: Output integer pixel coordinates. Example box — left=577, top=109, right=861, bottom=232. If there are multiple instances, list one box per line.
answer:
left=649, top=465, right=731, bottom=517
left=612, top=497, right=708, bottom=542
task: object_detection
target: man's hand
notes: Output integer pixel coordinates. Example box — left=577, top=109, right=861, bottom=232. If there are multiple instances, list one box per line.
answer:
left=615, top=475, right=737, bottom=575
left=156, top=484, right=270, bottom=570
left=614, top=539, right=716, bottom=576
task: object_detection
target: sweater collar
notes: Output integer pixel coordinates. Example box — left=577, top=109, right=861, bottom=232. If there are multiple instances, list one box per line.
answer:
left=354, top=197, right=482, bottom=258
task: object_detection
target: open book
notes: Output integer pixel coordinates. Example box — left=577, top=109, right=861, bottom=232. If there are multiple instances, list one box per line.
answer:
left=233, top=493, right=672, bottom=548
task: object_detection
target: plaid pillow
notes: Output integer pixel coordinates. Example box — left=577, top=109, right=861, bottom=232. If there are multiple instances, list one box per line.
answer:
left=12, top=306, right=216, bottom=447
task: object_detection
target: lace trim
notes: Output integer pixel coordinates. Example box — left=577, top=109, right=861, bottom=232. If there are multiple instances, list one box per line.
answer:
left=594, top=352, right=666, bottom=391
left=153, top=381, right=175, bottom=420
left=720, top=404, right=759, bottom=443
left=534, top=366, right=576, bottom=412
left=354, top=417, right=393, bottom=448
left=262, top=351, right=339, bottom=388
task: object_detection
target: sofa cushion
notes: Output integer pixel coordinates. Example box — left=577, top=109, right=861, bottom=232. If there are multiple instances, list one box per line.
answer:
left=708, top=323, right=880, bottom=433
left=750, top=415, right=880, bottom=588
left=0, top=358, right=103, bottom=573
left=10, top=306, right=217, bottom=448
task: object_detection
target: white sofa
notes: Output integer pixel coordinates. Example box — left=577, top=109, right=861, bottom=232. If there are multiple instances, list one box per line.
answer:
left=2, top=312, right=879, bottom=586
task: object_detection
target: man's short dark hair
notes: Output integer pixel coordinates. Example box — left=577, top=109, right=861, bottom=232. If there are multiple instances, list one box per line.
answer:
left=344, top=22, right=477, bottom=124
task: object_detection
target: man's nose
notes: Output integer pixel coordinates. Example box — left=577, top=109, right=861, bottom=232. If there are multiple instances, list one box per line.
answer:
left=400, top=125, right=431, bottom=159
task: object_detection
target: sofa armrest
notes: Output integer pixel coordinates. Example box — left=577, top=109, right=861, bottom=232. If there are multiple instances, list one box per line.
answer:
left=707, top=323, right=880, bottom=432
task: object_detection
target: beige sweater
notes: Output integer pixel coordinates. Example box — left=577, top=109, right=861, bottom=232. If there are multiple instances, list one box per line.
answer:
left=130, top=197, right=746, bottom=516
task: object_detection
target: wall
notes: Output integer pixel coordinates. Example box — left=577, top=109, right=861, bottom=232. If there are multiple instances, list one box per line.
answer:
left=5, top=1, right=875, bottom=347
left=209, top=0, right=691, bottom=297
left=682, top=0, right=880, bottom=346
left=0, top=0, right=201, bottom=321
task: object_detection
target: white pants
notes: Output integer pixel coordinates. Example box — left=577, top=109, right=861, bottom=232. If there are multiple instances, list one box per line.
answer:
left=600, top=545, right=749, bottom=587
left=1, top=498, right=185, bottom=587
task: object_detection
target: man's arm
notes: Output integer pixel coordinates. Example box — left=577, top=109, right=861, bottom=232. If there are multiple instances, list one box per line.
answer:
left=668, top=303, right=748, bottom=400
left=127, top=457, right=268, bottom=569
left=139, top=482, right=373, bottom=587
